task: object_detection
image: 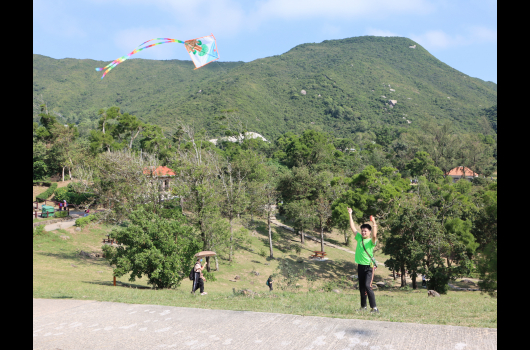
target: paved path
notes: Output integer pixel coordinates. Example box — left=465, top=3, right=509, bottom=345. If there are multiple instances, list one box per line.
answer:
left=44, top=219, right=77, bottom=232
left=33, top=299, right=496, bottom=350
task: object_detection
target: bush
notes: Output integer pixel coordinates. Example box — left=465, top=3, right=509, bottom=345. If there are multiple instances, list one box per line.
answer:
left=271, top=231, right=280, bottom=241
left=53, top=187, right=69, bottom=202
left=33, top=225, right=45, bottom=237
left=33, top=161, right=48, bottom=181
left=202, top=270, right=217, bottom=282
left=33, top=180, right=51, bottom=186
left=75, top=214, right=97, bottom=228
left=54, top=210, right=69, bottom=218
left=36, top=183, right=58, bottom=202
left=258, top=248, right=267, bottom=258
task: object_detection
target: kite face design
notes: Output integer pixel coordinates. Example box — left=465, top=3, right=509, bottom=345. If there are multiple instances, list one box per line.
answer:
left=96, top=34, right=219, bottom=79
left=184, top=35, right=218, bottom=69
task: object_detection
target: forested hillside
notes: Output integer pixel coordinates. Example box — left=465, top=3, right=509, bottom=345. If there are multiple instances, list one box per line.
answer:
left=33, top=36, right=496, bottom=140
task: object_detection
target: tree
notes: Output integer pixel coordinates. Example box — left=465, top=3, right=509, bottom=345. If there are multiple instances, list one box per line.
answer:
left=71, top=149, right=163, bottom=224
left=313, top=171, right=334, bottom=252
left=171, top=125, right=225, bottom=272
left=103, top=206, right=201, bottom=289
left=406, top=152, right=440, bottom=180
left=285, top=199, right=315, bottom=244
left=384, top=202, right=471, bottom=293
left=217, top=159, right=248, bottom=262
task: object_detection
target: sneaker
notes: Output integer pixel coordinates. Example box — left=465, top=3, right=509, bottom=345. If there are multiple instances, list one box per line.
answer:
left=357, top=307, right=367, bottom=312
left=370, top=308, right=379, bottom=313
left=200, top=292, right=207, bottom=295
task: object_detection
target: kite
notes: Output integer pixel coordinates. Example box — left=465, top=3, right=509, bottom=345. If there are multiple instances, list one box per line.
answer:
left=95, top=34, right=219, bottom=79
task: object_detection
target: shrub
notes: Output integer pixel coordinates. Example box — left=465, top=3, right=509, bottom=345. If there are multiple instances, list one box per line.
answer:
left=258, top=248, right=267, bottom=258
left=36, top=183, right=58, bottom=202
left=54, top=210, right=69, bottom=218
left=33, top=225, right=45, bottom=237
left=271, top=231, right=280, bottom=241
left=75, top=214, right=97, bottom=228
left=33, top=161, right=48, bottom=181
left=202, top=270, right=217, bottom=282
left=293, top=244, right=302, bottom=256
left=53, top=187, right=69, bottom=202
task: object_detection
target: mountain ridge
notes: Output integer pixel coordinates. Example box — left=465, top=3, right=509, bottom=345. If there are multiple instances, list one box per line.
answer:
left=33, top=36, right=497, bottom=140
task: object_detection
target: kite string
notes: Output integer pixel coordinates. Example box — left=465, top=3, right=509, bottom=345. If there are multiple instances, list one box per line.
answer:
left=96, top=38, right=185, bottom=79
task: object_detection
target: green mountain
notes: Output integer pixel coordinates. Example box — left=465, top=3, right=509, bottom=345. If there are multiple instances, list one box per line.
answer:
left=33, top=36, right=497, bottom=140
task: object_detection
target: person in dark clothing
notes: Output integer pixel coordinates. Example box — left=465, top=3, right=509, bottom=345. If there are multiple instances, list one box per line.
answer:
left=266, top=275, right=273, bottom=291
left=348, top=207, right=379, bottom=313
left=191, top=258, right=207, bottom=295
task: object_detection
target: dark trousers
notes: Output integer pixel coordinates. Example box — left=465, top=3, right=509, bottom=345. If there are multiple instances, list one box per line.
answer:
left=269, top=283, right=273, bottom=291
left=358, top=264, right=377, bottom=308
left=192, top=276, right=204, bottom=293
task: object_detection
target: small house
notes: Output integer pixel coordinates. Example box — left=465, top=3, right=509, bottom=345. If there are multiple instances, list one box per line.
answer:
left=445, top=166, right=479, bottom=182
left=143, top=166, right=176, bottom=190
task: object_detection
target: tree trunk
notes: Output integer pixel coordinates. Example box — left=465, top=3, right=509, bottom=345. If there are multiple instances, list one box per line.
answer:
left=320, top=225, right=324, bottom=253
left=300, top=230, right=305, bottom=244
left=206, top=256, right=211, bottom=272
left=268, top=212, right=274, bottom=258
left=214, top=256, right=219, bottom=271
left=62, top=166, right=65, bottom=182
left=400, top=265, right=406, bottom=287
left=229, top=214, right=233, bottom=262
left=393, top=268, right=396, bottom=280
left=447, top=257, right=452, bottom=268
left=411, top=270, right=417, bottom=289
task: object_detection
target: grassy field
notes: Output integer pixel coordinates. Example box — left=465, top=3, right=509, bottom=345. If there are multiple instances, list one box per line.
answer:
left=33, top=217, right=497, bottom=329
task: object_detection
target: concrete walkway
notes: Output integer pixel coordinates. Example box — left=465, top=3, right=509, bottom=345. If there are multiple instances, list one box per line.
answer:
left=33, top=299, right=496, bottom=350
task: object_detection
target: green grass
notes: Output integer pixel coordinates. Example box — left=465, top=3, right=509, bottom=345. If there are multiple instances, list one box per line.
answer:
left=33, top=216, right=58, bottom=223
left=33, top=218, right=497, bottom=328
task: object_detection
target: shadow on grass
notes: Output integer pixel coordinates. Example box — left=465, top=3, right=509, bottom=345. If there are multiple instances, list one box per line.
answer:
left=36, top=251, right=109, bottom=267
left=83, top=280, right=152, bottom=289
left=51, top=296, right=73, bottom=299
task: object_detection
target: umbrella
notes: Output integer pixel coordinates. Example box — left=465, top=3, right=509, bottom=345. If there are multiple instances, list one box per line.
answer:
left=195, top=251, right=217, bottom=258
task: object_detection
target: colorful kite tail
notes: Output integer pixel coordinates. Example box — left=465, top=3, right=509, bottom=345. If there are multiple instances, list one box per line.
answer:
left=95, top=38, right=184, bottom=79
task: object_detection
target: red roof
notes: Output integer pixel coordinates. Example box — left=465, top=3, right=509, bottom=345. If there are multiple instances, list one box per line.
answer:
left=445, top=166, right=479, bottom=177
left=143, top=166, right=176, bottom=176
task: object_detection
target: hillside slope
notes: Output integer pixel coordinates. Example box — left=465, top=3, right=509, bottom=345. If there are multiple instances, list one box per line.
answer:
left=33, top=36, right=497, bottom=139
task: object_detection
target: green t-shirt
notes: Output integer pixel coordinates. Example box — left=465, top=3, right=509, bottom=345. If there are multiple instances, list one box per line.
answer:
left=354, top=232, right=376, bottom=265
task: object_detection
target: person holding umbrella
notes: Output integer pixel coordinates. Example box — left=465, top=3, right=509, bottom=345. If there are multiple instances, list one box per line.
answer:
left=191, top=251, right=216, bottom=295
left=192, top=258, right=207, bottom=295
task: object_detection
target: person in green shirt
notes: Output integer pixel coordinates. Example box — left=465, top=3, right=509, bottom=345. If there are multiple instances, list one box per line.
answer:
left=348, top=207, right=379, bottom=313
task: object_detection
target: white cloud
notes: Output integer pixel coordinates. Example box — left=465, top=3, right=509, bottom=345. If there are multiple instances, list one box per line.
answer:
left=254, top=0, right=434, bottom=20
left=365, top=28, right=400, bottom=37
left=84, top=0, right=434, bottom=37
left=468, top=26, right=497, bottom=43
left=410, top=26, right=497, bottom=50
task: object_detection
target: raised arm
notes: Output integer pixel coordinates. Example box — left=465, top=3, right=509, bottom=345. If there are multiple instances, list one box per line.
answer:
left=347, top=208, right=358, bottom=235
left=370, top=216, right=378, bottom=245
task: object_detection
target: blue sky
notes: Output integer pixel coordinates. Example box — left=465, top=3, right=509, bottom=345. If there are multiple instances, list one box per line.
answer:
left=33, top=0, right=497, bottom=83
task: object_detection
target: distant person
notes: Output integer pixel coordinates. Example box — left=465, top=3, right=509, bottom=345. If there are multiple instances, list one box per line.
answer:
left=422, top=275, right=427, bottom=288
left=84, top=207, right=90, bottom=217
left=348, top=207, right=379, bottom=313
left=266, top=275, right=273, bottom=291
left=58, top=202, right=63, bottom=211
left=64, top=200, right=67, bottom=211
left=192, top=258, right=207, bottom=295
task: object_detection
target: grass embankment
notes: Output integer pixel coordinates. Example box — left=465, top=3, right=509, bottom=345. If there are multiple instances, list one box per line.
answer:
left=33, top=218, right=497, bottom=329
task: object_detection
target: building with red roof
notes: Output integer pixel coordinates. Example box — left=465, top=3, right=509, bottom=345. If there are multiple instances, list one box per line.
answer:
left=444, top=166, right=480, bottom=182
left=143, top=166, right=176, bottom=190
